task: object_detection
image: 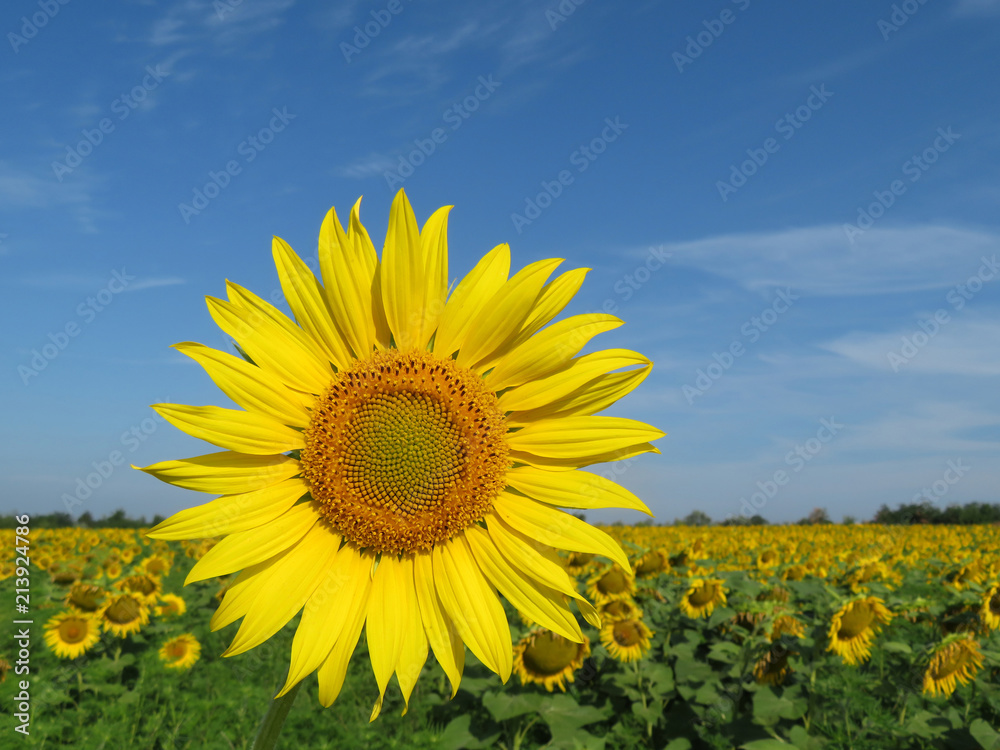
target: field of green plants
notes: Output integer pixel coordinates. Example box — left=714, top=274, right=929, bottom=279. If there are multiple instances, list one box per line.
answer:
left=3, top=523, right=999, bottom=749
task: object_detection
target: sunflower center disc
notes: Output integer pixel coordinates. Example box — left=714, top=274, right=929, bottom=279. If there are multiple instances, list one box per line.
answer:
left=523, top=632, right=580, bottom=675
left=688, top=583, right=718, bottom=607
left=837, top=604, right=874, bottom=639
left=59, top=620, right=86, bottom=643
left=302, top=350, right=509, bottom=554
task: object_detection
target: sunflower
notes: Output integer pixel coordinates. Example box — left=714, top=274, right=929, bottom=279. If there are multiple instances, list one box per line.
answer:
left=160, top=633, right=202, bottom=670
left=141, top=554, right=172, bottom=577
left=981, top=585, right=1000, bottom=631
left=923, top=634, right=984, bottom=698
left=754, top=645, right=791, bottom=686
left=633, top=549, right=669, bottom=578
left=564, top=552, right=596, bottom=575
left=586, top=563, right=635, bottom=604
left=513, top=629, right=590, bottom=692
left=116, top=573, right=162, bottom=604
left=139, top=191, right=662, bottom=719
left=600, top=616, right=653, bottom=663
left=100, top=593, right=150, bottom=637
left=65, top=582, right=107, bottom=613
left=156, top=593, right=188, bottom=619
left=44, top=612, right=102, bottom=659
left=826, top=596, right=892, bottom=665
left=679, top=578, right=728, bottom=619
left=769, top=614, right=806, bottom=641
left=598, top=597, right=642, bottom=623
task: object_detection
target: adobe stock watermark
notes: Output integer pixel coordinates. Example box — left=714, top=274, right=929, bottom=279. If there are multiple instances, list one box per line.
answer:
left=877, top=0, right=931, bottom=41
left=8, top=0, right=71, bottom=53
left=51, top=64, right=170, bottom=181
left=383, top=74, right=502, bottom=189
left=177, top=106, right=296, bottom=223
left=510, top=116, right=628, bottom=234
left=61, top=410, right=167, bottom=515
left=682, top=288, right=798, bottom=404
left=735, top=417, right=844, bottom=518
left=910, top=459, right=970, bottom=504
left=843, top=126, right=960, bottom=244
left=546, top=0, right=588, bottom=30
left=672, top=0, right=751, bottom=73
left=716, top=84, right=833, bottom=201
left=340, top=0, right=413, bottom=63
left=886, top=254, right=998, bottom=371
left=594, top=245, right=673, bottom=316
left=17, top=268, right=135, bottom=385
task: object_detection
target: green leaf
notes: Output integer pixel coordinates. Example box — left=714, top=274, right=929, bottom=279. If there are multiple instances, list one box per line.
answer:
left=537, top=693, right=613, bottom=736
left=437, top=714, right=500, bottom=750
left=881, top=641, right=912, bottom=654
left=904, top=710, right=951, bottom=739
left=707, top=640, right=741, bottom=663
left=708, top=606, right=736, bottom=629
left=741, top=740, right=799, bottom=750
left=481, top=691, right=536, bottom=721
left=663, top=740, right=693, bottom=750
left=971, top=718, right=1000, bottom=750
left=788, top=725, right=826, bottom=750
left=752, top=687, right=806, bottom=727
left=673, top=655, right=714, bottom=684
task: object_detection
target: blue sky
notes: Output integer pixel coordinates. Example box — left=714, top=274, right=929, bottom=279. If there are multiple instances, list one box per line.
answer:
left=3, top=0, right=999, bottom=525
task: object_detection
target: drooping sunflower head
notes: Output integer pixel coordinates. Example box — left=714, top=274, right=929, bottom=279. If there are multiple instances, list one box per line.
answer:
left=116, top=573, right=162, bottom=604
left=100, top=593, right=151, bottom=638
left=159, top=633, right=202, bottom=670
left=754, top=644, right=792, bottom=686
left=633, top=549, right=669, bottom=578
left=65, top=582, right=107, bottom=613
left=140, top=191, right=662, bottom=716
left=679, top=578, right=728, bottom=620
left=826, top=596, right=892, bottom=665
left=513, top=629, right=591, bottom=692
left=44, top=611, right=102, bottom=659
left=600, top=616, right=653, bottom=663
left=769, top=614, right=807, bottom=642
left=922, top=634, right=984, bottom=698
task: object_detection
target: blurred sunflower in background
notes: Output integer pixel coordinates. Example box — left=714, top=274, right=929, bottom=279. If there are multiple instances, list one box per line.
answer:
left=100, top=593, right=150, bottom=638
left=826, top=596, right=892, bottom=665
left=139, top=190, right=662, bottom=719
left=981, top=584, right=999, bottom=631
left=160, top=634, right=202, bottom=670
left=600, top=616, right=653, bottom=663
left=512, top=629, right=590, bottom=692
left=679, top=578, right=728, bottom=619
left=44, top=612, right=102, bottom=659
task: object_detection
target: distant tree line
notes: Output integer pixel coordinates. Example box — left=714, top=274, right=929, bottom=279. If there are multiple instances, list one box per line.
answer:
left=872, top=501, right=1000, bottom=525
left=0, top=509, right=164, bottom=529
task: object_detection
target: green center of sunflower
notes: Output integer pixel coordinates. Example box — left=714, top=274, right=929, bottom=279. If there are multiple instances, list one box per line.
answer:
left=58, top=619, right=87, bottom=643
left=523, top=632, right=580, bottom=675
left=302, top=349, right=509, bottom=554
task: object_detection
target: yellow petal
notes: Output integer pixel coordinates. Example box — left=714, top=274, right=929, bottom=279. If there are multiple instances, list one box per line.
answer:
left=348, top=200, right=393, bottom=348
left=434, top=243, right=510, bottom=358
left=466, top=525, right=583, bottom=641
left=152, top=403, right=304, bottom=455
left=185, top=503, right=318, bottom=583
left=508, top=366, right=652, bottom=426
left=497, top=349, right=650, bottom=413
left=456, top=258, right=562, bottom=371
left=222, top=522, right=341, bottom=657
left=506, top=466, right=652, bottom=515
left=366, top=556, right=408, bottom=717
left=280, top=544, right=371, bottom=697
left=135, top=451, right=300, bottom=494
left=210, top=560, right=275, bottom=631
left=147, top=477, right=308, bottom=540
left=508, top=442, right=660, bottom=470
left=505, top=415, right=664, bottom=459
left=317, top=204, right=376, bottom=358
left=317, top=558, right=372, bottom=707
left=395, top=580, right=429, bottom=716
left=484, top=314, right=622, bottom=390
left=172, top=342, right=312, bottom=427
left=492, top=490, right=631, bottom=573
left=272, top=236, right=353, bottom=370
left=512, top=267, right=590, bottom=345
left=414, top=552, right=465, bottom=697
left=433, top=535, right=512, bottom=680
left=207, top=294, right=332, bottom=395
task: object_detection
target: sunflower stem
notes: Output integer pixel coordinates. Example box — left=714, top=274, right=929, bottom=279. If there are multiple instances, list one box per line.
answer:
left=251, top=680, right=301, bottom=750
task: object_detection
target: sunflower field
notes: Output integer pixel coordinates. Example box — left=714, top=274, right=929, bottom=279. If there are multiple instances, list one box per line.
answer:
left=4, top=522, right=999, bottom=750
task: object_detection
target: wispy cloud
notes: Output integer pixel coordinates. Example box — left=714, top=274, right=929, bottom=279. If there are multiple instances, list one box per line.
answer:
left=657, top=224, right=999, bottom=296
left=953, top=0, right=1000, bottom=17
left=0, top=162, right=105, bottom=233
left=336, top=153, right=397, bottom=179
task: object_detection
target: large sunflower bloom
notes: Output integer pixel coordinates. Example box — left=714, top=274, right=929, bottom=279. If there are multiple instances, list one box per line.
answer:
left=140, top=191, right=662, bottom=719
left=826, top=596, right=892, bottom=665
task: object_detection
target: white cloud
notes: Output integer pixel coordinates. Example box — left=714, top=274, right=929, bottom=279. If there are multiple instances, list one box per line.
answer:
left=336, top=153, right=397, bottom=180
left=953, top=0, right=1000, bottom=16
left=655, top=224, right=1000, bottom=296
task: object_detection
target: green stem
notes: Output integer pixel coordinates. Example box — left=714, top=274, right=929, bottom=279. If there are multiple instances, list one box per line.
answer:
left=251, top=681, right=302, bottom=750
